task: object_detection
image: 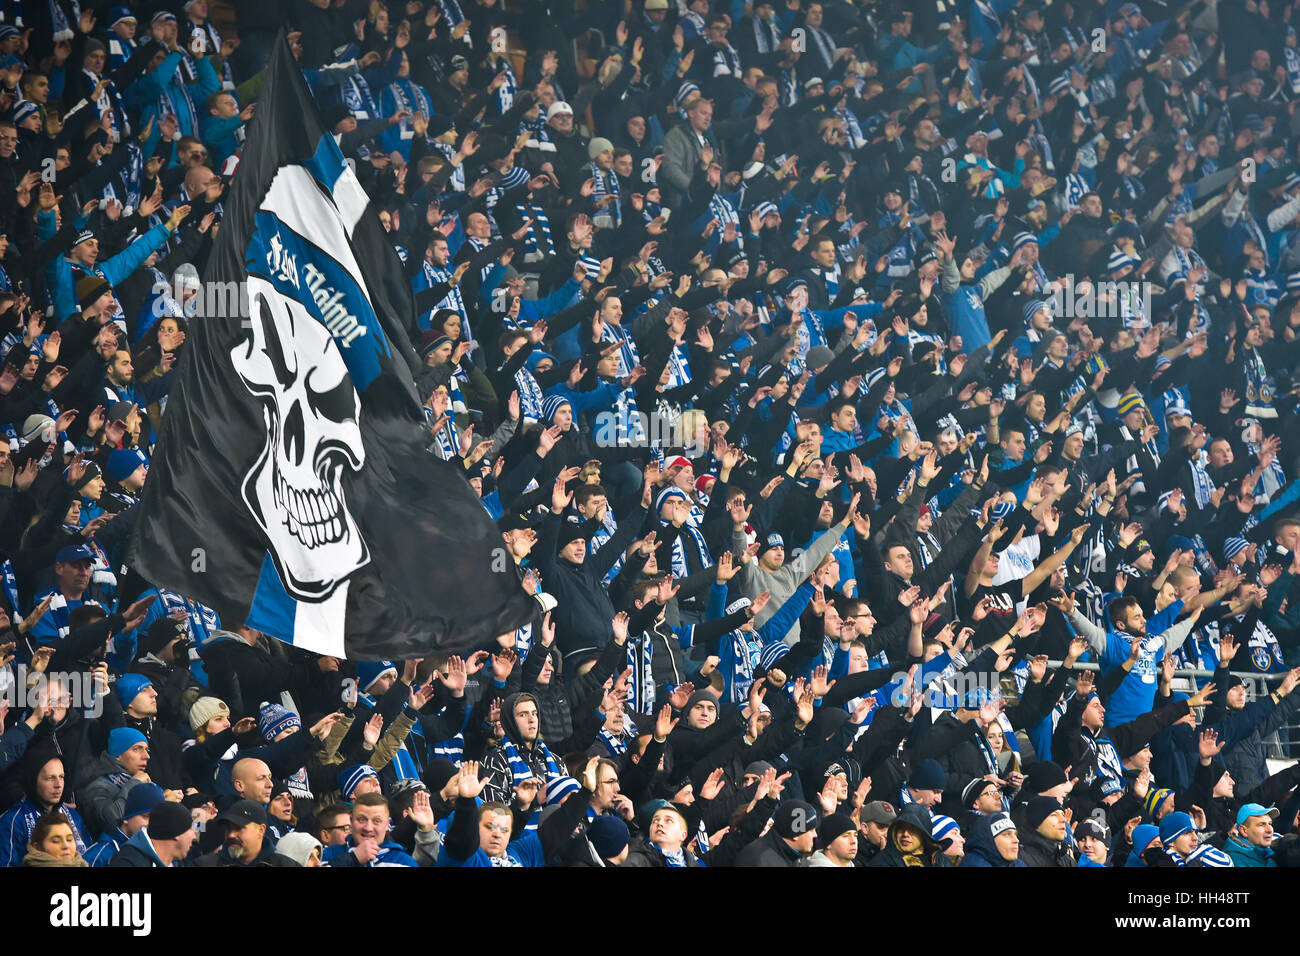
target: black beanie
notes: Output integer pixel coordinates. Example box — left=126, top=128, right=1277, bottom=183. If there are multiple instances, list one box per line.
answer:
left=773, top=799, right=819, bottom=839
left=1024, top=760, right=1068, bottom=795
left=139, top=617, right=185, bottom=658
left=817, top=812, right=856, bottom=848
left=1027, top=796, right=1063, bottom=831
left=147, top=800, right=194, bottom=841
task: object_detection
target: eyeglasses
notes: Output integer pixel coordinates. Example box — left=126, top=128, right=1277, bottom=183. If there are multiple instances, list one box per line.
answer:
left=324, top=823, right=351, bottom=832
left=482, top=822, right=511, bottom=834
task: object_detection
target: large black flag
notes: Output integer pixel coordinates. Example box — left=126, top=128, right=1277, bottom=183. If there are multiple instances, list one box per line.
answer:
left=129, top=33, right=534, bottom=660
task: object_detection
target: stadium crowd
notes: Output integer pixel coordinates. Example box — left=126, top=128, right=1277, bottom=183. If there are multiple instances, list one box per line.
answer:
left=1, top=0, right=1300, bottom=869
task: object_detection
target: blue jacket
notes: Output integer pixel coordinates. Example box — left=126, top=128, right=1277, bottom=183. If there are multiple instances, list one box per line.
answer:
left=1223, top=836, right=1276, bottom=867
left=0, top=799, right=90, bottom=866
left=323, top=838, right=420, bottom=867
left=37, top=208, right=174, bottom=322
left=84, top=827, right=129, bottom=866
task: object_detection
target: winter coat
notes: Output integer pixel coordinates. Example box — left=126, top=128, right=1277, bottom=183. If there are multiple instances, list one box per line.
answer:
left=959, top=815, right=1026, bottom=867
left=107, top=828, right=172, bottom=867
left=1223, top=835, right=1276, bottom=867
left=622, top=838, right=703, bottom=867
left=77, top=752, right=148, bottom=841
left=867, top=803, right=954, bottom=867
left=734, top=829, right=805, bottom=867
left=1017, top=829, right=1077, bottom=867
left=480, top=692, right=559, bottom=805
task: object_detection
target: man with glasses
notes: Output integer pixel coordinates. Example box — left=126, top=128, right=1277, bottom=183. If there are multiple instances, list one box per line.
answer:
left=315, top=804, right=353, bottom=847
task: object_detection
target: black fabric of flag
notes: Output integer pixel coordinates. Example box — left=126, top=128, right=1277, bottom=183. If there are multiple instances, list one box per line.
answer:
left=129, top=32, right=534, bottom=660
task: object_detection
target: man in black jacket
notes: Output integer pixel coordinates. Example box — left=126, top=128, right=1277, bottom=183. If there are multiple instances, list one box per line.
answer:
left=108, top=800, right=196, bottom=867
left=734, top=799, right=819, bottom=866
left=193, top=800, right=300, bottom=867
left=1016, top=796, right=1077, bottom=867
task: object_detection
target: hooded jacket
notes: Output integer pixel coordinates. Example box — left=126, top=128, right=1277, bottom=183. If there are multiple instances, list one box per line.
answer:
left=1223, top=835, right=1276, bottom=867
left=622, top=837, right=704, bottom=867
left=106, top=827, right=173, bottom=867
left=480, top=692, right=560, bottom=805
left=0, top=749, right=91, bottom=866
left=867, top=803, right=954, bottom=867
left=959, top=814, right=1026, bottom=867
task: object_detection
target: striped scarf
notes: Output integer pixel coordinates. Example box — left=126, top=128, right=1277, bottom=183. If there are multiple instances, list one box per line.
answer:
left=589, top=162, right=621, bottom=229
left=487, top=55, right=516, bottom=112
left=600, top=322, right=640, bottom=378
left=666, top=520, right=712, bottom=578
left=626, top=633, right=655, bottom=714
left=1287, top=46, right=1300, bottom=95
left=752, top=14, right=781, bottom=54
left=514, top=366, right=544, bottom=421
left=597, top=720, right=637, bottom=755
left=420, top=261, right=464, bottom=322
left=515, top=202, right=554, bottom=259
left=665, top=344, right=691, bottom=389
left=587, top=506, right=623, bottom=585
left=501, top=733, right=560, bottom=784
left=386, top=78, right=431, bottom=142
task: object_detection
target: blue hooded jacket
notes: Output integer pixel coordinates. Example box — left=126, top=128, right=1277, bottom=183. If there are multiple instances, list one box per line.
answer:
left=959, top=813, right=1025, bottom=867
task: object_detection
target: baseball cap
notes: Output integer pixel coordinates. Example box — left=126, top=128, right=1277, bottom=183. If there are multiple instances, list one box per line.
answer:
left=860, top=801, right=897, bottom=825
left=1235, top=803, right=1279, bottom=826
left=216, top=799, right=268, bottom=828
left=55, top=544, right=95, bottom=564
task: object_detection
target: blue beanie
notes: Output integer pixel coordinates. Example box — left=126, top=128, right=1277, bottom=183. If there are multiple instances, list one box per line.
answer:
left=588, top=814, right=630, bottom=859
left=1158, top=811, right=1194, bottom=845
left=1131, top=823, right=1161, bottom=856
left=909, top=758, right=947, bottom=793
left=106, top=448, right=148, bottom=483
left=355, top=660, right=397, bottom=693
left=107, top=727, right=148, bottom=759
left=258, top=701, right=301, bottom=741
left=113, top=673, right=153, bottom=709
left=339, top=764, right=379, bottom=800
left=122, top=783, right=164, bottom=821
left=540, top=395, right=571, bottom=425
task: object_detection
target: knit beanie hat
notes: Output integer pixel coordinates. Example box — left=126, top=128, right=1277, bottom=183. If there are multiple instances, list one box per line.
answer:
left=258, top=701, right=301, bottom=741
left=588, top=136, right=614, bottom=159
left=355, top=660, right=398, bottom=693
left=1023, top=760, right=1068, bottom=795
left=817, top=811, right=856, bottom=847
left=908, top=758, right=947, bottom=793
left=122, top=783, right=164, bottom=820
left=113, top=673, right=153, bottom=710
left=773, top=799, right=819, bottom=839
left=76, top=275, right=112, bottom=310
left=107, top=727, right=148, bottom=759
left=545, top=775, right=581, bottom=805
left=1026, top=795, right=1063, bottom=830
left=106, top=447, right=148, bottom=484
left=339, top=764, right=379, bottom=800
left=189, top=696, right=229, bottom=732
left=147, top=800, right=195, bottom=841
left=588, top=814, right=630, bottom=859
